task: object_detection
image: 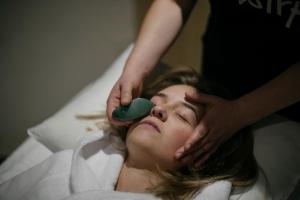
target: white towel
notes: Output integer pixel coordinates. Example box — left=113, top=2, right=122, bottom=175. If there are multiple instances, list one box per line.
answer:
left=193, top=181, right=232, bottom=200
left=0, top=131, right=232, bottom=200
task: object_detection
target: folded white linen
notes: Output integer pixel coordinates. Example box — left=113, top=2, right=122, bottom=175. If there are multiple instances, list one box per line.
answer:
left=62, top=181, right=231, bottom=200
left=0, top=130, right=232, bottom=200
left=0, top=137, right=52, bottom=185
left=193, top=181, right=232, bottom=200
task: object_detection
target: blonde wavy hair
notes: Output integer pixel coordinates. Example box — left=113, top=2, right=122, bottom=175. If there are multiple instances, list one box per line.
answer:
left=78, top=65, right=258, bottom=200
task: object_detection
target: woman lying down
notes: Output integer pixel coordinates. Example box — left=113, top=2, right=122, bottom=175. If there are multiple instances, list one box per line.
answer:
left=0, top=67, right=259, bottom=200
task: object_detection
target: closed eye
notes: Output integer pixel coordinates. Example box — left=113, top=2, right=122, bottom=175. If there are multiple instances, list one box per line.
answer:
left=177, top=113, right=189, bottom=124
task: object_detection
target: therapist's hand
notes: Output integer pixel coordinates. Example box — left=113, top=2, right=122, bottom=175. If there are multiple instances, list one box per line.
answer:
left=106, top=70, right=144, bottom=126
left=175, top=92, right=244, bottom=168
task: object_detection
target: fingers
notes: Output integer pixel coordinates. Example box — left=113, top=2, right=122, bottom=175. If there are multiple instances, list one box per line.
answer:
left=194, top=145, right=218, bottom=169
left=120, top=84, right=133, bottom=106
left=185, top=123, right=208, bottom=146
left=186, top=124, right=207, bottom=150
left=194, top=152, right=211, bottom=169
left=174, top=121, right=220, bottom=169
left=179, top=140, right=218, bottom=169
left=175, top=123, right=208, bottom=159
left=106, top=82, right=134, bottom=126
left=179, top=154, right=194, bottom=166
left=106, top=84, right=121, bottom=120
left=107, top=74, right=145, bottom=126
left=176, top=139, right=218, bottom=169
left=192, top=141, right=214, bottom=159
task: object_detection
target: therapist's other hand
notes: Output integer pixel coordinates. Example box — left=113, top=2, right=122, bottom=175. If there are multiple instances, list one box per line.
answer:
left=106, top=71, right=144, bottom=126
left=175, top=92, right=243, bottom=168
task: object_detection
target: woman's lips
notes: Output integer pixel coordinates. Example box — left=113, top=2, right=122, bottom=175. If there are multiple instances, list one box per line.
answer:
left=139, top=120, right=161, bottom=133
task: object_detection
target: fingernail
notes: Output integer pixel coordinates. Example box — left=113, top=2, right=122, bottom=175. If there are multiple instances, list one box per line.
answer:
left=184, top=144, right=191, bottom=151
left=181, top=155, right=193, bottom=164
left=175, top=150, right=184, bottom=158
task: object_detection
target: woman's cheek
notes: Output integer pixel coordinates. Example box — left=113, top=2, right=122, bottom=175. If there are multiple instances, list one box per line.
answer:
left=170, top=126, right=193, bottom=149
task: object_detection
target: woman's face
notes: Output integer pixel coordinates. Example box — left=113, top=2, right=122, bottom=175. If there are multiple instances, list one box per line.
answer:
left=126, top=84, right=205, bottom=170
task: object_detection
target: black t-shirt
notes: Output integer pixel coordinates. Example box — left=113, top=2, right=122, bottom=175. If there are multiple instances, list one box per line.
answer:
left=202, top=0, right=300, bottom=121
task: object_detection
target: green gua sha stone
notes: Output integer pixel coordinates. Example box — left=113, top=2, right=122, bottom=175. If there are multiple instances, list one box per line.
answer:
left=112, top=98, right=154, bottom=121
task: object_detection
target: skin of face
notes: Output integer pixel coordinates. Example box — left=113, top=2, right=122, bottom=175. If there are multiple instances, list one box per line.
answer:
left=125, top=84, right=205, bottom=171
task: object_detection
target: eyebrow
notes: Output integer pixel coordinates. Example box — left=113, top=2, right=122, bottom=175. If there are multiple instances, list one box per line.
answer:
left=155, top=92, right=200, bottom=121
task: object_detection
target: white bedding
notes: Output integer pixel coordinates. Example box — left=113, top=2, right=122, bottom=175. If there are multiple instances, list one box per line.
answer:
left=0, top=131, right=233, bottom=200
left=0, top=136, right=52, bottom=184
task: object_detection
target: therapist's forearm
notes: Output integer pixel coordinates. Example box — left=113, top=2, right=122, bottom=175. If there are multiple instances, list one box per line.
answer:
left=124, top=0, right=196, bottom=77
left=235, top=62, right=300, bottom=127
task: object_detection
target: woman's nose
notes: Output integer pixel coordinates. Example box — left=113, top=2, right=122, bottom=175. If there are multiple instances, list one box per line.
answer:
left=151, top=106, right=167, bottom=121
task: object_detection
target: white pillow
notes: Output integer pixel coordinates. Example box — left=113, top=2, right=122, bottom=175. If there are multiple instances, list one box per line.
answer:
left=28, top=44, right=133, bottom=152
left=252, top=115, right=300, bottom=200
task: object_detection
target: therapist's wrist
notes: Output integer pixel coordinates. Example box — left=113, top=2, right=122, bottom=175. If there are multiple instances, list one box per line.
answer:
left=123, top=59, right=154, bottom=79
left=233, top=97, right=265, bottom=129
left=231, top=98, right=254, bottom=129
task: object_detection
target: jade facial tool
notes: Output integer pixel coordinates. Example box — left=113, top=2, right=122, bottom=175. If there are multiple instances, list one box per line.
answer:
left=112, top=98, right=154, bottom=121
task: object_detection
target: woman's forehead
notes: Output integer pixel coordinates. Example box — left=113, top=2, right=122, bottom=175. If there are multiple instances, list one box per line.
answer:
left=159, top=84, right=197, bottom=96
left=156, top=84, right=204, bottom=120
